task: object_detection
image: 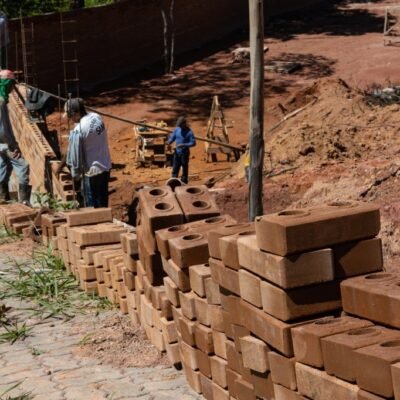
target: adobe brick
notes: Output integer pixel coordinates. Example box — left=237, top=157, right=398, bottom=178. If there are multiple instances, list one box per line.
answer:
left=175, top=185, right=220, bottom=223
left=354, top=339, right=400, bottom=397
left=138, top=186, right=184, bottom=233
left=78, top=261, right=96, bottom=281
left=180, top=341, right=198, bottom=370
left=194, top=296, right=211, bottom=326
left=161, top=257, right=191, bottom=292
left=341, top=272, right=400, bottom=327
left=391, top=362, right=400, bottom=400
left=357, top=390, right=385, bottom=400
left=273, top=384, right=307, bottom=400
left=189, top=264, right=211, bottom=297
left=123, top=253, right=137, bottom=273
left=232, top=325, right=250, bottom=353
left=208, top=223, right=254, bottom=260
left=226, top=368, right=240, bottom=398
left=163, top=276, right=180, bottom=306
left=255, top=202, right=380, bottom=256
left=211, top=383, right=229, bottom=400
left=196, top=349, right=212, bottom=378
left=171, top=305, right=182, bottom=324
left=182, top=362, right=202, bottom=393
left=234, top=377, right=255, bottom=400
left=219, top=230, right=255, bottom=270
left=160, top=317, right=178, bottom=344
left=120, top=232, right=138, bottom=256
left=322, top=325, right=400, bottom=382
left=222, top=310, right=234, bottom=340
left=238, top=269, right=262, bottom=308
left=213, top=331, right=228, bottom=359
left=72, top=223, right=127, bottom=246
left=194, top=324, right=214, bottom=354
left=179, top=291, right=197, bottom=320
left=205, top=277, right=221, bottom=305
left=160, top=294, right=173, bottom=320
left=226, top=340, right=242, bottom=374
left=260, top=279, right=342, bottom=321
left=296, top=362, right=359, bottom=400
left=268, top=351, right=297, bottom=391
left=166, top=342, right=181, bottom=367
left=200, top=373, right=214, bottom=400
left=151, top=286, right=165, bottom=310
left=66, top=208, right=113, bottom=227
left=119, top=297, right=128, bottom=314
left=210, top=305, right=225, bottom=332
left=123, top=269, right=135, bottom=291
left=209, top=258, right=240, bottom=295
left=333, top=238, right=383, bottom=278
left=250, top=370, right=275, bottom=400
left=292, top=316, right=373, bottom=368
left=169, top=232, right=209, bottom=269
left=210, top=355, right=228, bottom=389
left=240, top=335, right=269, bottom=373
left=179, top=316, right=196, bottom=346
left=238, top=234, right=334, bottom=289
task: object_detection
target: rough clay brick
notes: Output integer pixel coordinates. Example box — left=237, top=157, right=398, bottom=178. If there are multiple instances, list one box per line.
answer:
left=240, top=335, right=269, bottom=373
left=163, top=276, right=180, bottom=306
left=161, top=257, right=191, bottom=292
left=273, top=384, right=308, bottom=400
left=269, top=351, right=297, bottom=391
left=189, top=264, right=211, bottom=297
left=66, top=208, right=113, bottom=226
left=196, top=349, right=212, bottom=378
left=238, top=269, right=262, bottom=308
left=200, top=373, right=214, bottom=400
left=357, top=389, right=385, bottom=400
left=210, top=356, right=228, bottom=389
left=237, top=234, right=334, bottom=289
left=205, top=277, right=221, bottom=305
left=180, top=341, right=198, bottom=370
left=213, top=331, right=228, bottom=359
left=292, top=316, right=373, bottom=368
left=169, top=233, right=209, bottom=269
left=209, top=258, right=240, bottom=295
left=179, top=291, right=197, bottom=321
left=182, top=362, right=202, bottom=393
left=194, top=324, right=214, bottom=354
left=332, top=238, right=383, bottom=278
left=322, top=325, right=400, bottom=383
left=194, top=296, right=211, bottom=326
left=255, top=202, right=380, bottom=256
left=260, top=279, right=342, bottom=321
left=296, top=362, right=359, bottom=400
left=212, top=383, right=229, bottom=400
left=354, top=339, right=400, bottom=397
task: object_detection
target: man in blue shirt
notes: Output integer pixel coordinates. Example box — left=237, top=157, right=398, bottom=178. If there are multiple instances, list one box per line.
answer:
left=168, top=116, right=196, bottom=184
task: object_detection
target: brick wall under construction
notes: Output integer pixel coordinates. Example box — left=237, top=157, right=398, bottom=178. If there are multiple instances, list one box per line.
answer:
left=6, top=0, right=329, bottom=94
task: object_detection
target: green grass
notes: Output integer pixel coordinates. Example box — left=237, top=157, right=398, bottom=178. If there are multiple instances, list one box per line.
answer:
left=33, top=192, right=79, bottom=211
left=0, top=226, right=21, bottom=245
left=0, top=247, right=114, bottom=320
left=0, top=382, right=33, bottom=400
left=0, top=322, right=32, bottom=344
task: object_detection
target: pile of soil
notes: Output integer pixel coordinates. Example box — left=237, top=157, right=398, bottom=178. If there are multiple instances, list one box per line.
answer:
left=74, top=313, right=169, bottom=368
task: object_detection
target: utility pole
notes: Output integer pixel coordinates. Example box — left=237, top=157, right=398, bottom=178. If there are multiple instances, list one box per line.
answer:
left=248, top=0, right=265, bottom=221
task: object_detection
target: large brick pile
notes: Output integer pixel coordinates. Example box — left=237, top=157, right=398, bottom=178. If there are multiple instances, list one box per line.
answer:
left=8, top=190, right=400, bottom=399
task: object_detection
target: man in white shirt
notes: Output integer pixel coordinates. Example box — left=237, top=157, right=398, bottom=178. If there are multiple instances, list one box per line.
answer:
left=62, top=98, right=112, bottom=208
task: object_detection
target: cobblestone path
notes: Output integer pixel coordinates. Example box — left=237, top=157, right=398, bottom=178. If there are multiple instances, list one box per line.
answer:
left=0, top=259, right=202, bottom=400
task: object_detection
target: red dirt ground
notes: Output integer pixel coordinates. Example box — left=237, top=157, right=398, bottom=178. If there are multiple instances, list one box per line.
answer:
left=48, top=0, right=400, bottom=267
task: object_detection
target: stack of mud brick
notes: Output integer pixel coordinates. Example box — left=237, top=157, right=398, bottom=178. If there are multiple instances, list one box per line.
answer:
left=54, top=208, right=129, bottom=296
left=0, top=203, right=37, bottom=234
left=8, top=87, right=56, bottom=194
left=183, top=201, right=381, bottom=400
left=135, top=185, right=221, bottom=358
left=49, top=161, right=76, bottom=202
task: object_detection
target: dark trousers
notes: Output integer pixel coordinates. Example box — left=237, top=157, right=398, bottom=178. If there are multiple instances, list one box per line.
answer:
left=172, top=151, right=189, bottom=184
left=84, top=171, right=110, bottom=208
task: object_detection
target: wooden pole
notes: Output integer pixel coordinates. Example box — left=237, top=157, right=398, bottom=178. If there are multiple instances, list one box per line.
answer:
left=248, top=0, right=265, bottom=221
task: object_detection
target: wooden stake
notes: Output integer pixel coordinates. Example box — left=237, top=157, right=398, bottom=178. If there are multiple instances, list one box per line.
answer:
left=249, top=0, right=265, bottom=221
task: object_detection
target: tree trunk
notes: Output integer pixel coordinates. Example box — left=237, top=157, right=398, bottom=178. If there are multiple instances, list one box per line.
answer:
left=169, top=0, right=176, bottom=74
left=248, top=0, right=265, bottom=221
left=160, top=0, right=170, bottom=74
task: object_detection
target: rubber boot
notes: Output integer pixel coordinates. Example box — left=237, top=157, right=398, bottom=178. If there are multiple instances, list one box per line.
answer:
left=0, top=182, right=10, bottom=203
left=19, top=184, right=32, bottom=206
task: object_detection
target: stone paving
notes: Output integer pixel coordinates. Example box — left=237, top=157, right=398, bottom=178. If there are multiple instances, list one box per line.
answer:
left=0, top=260, right=202, bottom=400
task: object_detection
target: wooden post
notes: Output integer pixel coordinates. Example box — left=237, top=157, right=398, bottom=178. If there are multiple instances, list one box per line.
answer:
left=248, top=0, right=265, bottom=221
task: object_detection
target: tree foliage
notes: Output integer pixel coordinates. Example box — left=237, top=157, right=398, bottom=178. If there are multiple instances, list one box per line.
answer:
left=0, top=0, right=115, bottom=19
